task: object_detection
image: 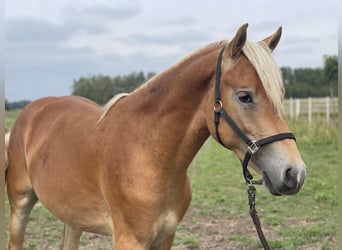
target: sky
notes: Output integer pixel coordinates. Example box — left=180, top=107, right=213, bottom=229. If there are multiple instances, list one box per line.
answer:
left=5, top=0, right=338, bottom=101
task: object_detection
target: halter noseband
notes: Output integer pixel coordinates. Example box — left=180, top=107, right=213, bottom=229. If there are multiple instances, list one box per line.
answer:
left=213, top=45, right=296, bottom=185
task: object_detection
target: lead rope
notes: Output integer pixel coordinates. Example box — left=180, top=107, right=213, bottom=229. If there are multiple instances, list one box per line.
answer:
left=213, top=45, right=296, bottom=249
left=247, top=184, right=270, bottom=250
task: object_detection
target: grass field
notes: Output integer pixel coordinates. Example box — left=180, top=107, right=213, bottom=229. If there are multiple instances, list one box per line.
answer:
left=181, top=120, right=338, bottom=249
left=5, top=110, right=338, bottom=249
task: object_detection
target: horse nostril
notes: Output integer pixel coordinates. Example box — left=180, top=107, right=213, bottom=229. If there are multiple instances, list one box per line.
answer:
left=284, top=168, right=298, bottom=188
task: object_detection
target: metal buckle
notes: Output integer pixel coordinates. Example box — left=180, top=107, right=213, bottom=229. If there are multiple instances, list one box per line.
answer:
left=213, top=100, right=223, bottom=112
left=248, top=141, right=259, bottom=155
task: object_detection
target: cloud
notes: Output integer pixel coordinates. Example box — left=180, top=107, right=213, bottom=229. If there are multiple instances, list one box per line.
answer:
left=6, top=18, right=71, bottom=44
left=5, top=43, right=179, bottom=101
left=5, top=0, right=338, bottom=101
left=4, top=13, right=184, bottom=101
left=82, top=4, right=141, bottom=20
left=62, top=2, right=141, bottom=29
left=132, top=29, right=211, bottom=44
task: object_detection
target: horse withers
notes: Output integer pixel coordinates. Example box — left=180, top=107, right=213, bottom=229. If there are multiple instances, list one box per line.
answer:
left=6, top=24, right=306, bottom=249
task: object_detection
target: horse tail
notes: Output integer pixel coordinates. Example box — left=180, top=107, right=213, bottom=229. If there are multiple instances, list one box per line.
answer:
left=5, top=132, right=10, bottom=182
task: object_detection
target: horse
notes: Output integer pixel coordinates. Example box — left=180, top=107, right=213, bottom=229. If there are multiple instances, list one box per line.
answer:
left=5, top=132, right=10, bottom=172
left=6, top=23, right=306, bottom=250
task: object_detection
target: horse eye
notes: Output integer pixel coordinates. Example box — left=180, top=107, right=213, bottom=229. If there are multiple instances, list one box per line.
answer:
left=238, top=92, right=253, bottom=103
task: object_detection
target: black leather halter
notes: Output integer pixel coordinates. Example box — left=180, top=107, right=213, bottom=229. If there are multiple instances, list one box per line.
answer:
left=213, top=45, right=296, bottom=185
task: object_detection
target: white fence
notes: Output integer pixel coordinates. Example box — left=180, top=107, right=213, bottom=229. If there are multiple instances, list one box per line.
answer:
left=283, top=97, right=338, bottom=125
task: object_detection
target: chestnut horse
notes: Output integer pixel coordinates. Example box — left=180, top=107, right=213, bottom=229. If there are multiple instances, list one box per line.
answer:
left=6, top=24, right=306, bottom=250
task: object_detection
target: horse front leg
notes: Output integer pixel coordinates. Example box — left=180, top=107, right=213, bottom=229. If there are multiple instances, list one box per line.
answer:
left=60, top=224, right=83, bottom=250
left=7, top=170, right=38, bottom=250
left=153, top=233, right=175, bottom=250
left=112, top=228, right=149, bottom=250
left=113, top=231, right=175, bottom=250
left=7, top=191, right=38, bottom=250
left=112, top=217, right=177, bottom=250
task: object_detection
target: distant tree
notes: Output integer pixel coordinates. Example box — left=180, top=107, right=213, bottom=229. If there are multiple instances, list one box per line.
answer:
left=5, top=99, right=9, bottom=110
left=72, top=77, right=92, bottom=100
left=280, top=67, right=294, bottom=85
left=293, top=68, right=324, bottom=87
left=6, top=100, right=31, bottom=110
left=72, top=55, right=337, bottom=102
left=72, top=71, right=155, bottom=105
left=323, top=55, right=338, bottom=96
left=89, top=75, right=116, bottom=105
left=281, top=54, right=337, bottom=98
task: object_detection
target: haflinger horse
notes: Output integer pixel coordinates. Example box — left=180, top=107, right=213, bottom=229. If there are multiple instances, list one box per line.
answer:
left=6, top=23, right=306, bottom=250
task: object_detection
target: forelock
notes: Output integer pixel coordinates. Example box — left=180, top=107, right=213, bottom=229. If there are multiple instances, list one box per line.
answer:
left=242, top=40, right=284, bottom=116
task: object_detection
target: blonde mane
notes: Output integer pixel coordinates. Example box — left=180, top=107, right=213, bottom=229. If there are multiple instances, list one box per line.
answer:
left=242, top=40, right=284, bottom=115
left=98, top=93, right=129, bottom=122
left=98, top=39, right=284, bottom=122
left=98, top=41, right=228, bottom=121
left=133, top=40, right=228, bottom=92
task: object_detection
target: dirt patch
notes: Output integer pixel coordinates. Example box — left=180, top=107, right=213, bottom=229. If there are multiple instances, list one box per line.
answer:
left=173, top=210, right=267, bottom=250
left=173, top=210, right=337, bottom=250
left=18, top=208, right=337, bottom=249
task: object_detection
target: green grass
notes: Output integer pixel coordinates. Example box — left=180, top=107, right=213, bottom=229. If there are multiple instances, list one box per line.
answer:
left=184, top=120, right=337, bottom=249
left=5, top=110, right=20, bottom=132
left=5, top=110, right=337, bottom=249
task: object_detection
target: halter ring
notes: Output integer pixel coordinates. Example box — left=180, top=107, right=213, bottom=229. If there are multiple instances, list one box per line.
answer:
left=213, top=100, right=223, bottom=112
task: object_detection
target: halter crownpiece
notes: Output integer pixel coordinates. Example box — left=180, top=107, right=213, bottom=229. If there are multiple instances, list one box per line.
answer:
left=213, top=45, right=296, bottom=184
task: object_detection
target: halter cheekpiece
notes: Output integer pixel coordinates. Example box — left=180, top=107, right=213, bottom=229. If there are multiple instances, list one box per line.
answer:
left=213, top=45, right=296, bottom=250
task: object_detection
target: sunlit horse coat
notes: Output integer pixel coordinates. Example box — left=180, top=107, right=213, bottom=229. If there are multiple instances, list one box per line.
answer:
left=6, top=24, right=305, bottom=250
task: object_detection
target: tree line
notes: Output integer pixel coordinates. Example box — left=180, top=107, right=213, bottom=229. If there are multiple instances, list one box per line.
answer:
left=281, top=55, right=337, bottom=98
left=5, top=55, right=337, bottom=110
left=72, top=72, right=155, bottom=105
left=72, top=54, right=338, bottom=103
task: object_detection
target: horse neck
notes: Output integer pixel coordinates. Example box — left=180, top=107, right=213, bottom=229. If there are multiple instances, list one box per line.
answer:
left=124, top=47, right=221, bottom=168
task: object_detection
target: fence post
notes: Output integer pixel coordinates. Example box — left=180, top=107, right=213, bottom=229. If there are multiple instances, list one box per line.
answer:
left=289, top=97, right=293, bottom=119
left=326, top=96, right=330, bottom=126
left=295, top=98, right=300, bottom=120
left=308, top=97, right=312, bottom=123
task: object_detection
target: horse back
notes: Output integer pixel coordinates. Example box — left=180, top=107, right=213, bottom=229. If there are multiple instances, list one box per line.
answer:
left=8, top=95, right=103, bottom=189
left=11, top=95, right=100, bottom=145
left=7, top=96, right=115, bottom=234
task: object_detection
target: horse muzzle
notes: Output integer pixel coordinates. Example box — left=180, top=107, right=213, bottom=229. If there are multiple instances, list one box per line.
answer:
left=263, top=164, right=306, bottom=196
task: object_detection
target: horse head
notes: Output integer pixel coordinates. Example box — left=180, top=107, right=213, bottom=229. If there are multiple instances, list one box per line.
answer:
left=207, top=24, right=306, bottom=196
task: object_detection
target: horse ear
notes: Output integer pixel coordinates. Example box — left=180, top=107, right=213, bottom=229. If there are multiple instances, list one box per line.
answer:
left=262, top=26, right=282, bottom=51
left=228, top=23, right=248, bottom=58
